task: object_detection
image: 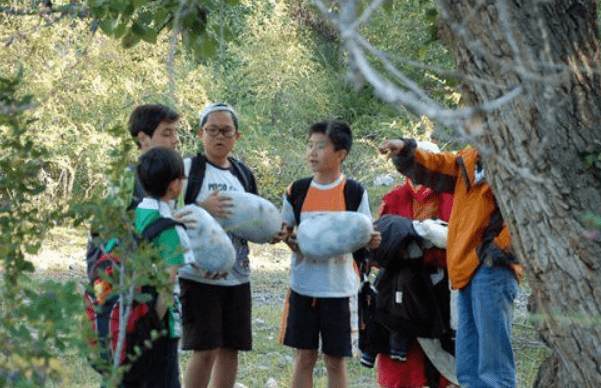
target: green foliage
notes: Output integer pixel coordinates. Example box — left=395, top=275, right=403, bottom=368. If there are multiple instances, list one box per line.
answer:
left=1, top=0, right=457, bottom=208
left=0, top=70, right=82, bottom=388
left=89, top=0, right=244, bottom=60
left=358, top=0, right=456, bottom=101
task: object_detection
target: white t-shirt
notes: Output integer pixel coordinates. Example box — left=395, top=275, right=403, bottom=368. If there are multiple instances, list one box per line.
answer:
left=178, top=158, right=251, bottom=286
left=281, top=175, right=371, bottom=297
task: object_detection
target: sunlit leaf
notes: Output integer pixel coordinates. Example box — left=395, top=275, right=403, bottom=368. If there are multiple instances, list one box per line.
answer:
left=114, top=22, right=127, bottom=38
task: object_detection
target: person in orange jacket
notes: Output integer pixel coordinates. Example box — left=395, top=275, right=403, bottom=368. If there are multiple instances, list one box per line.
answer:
left=378, top=138, right=523, bottom=388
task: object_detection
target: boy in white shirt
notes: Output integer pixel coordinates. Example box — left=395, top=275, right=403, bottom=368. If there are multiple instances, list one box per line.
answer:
left=280, top=120, right=381, bottom=388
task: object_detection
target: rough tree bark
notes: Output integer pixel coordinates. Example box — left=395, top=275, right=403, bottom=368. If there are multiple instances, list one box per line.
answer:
left=324, top=0, right=601, bottom=384
left=438, top=0, right=601, bottom=386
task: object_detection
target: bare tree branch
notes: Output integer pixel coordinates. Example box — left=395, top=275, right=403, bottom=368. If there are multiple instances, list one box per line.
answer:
left=312, top=0, right=548, bottom=184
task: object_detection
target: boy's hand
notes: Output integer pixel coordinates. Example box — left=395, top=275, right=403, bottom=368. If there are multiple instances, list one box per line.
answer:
left=283, top=227, right=299, bottom=252
left=200, top=190, right=233, bottom=217
left=190, top=264, right=228, bottom=280
left=367, top=230, right=382, bottom=250
left=378, top=139, right=406, bottom=159
left=173, top=207, right=199, bottom=229
left=270, top=222, right=289, bottom=244
left=203, top=270, right=229, bottom=280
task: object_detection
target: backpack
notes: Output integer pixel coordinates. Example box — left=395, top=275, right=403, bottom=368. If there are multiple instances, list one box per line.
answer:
left=183, top=153, right=257, bottom=205
left=287, top=177, right=364, bottom=226
left=358, top=274, right=391, bottom=355
left=286, top=177, right=369, bottom=265
left=375, top=264, right=449, bottom=339
left=84, top=217, right=183, bottom=379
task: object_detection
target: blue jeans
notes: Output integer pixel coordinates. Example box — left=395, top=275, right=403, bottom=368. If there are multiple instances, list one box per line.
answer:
left=455, top=264, right=519, bottom=388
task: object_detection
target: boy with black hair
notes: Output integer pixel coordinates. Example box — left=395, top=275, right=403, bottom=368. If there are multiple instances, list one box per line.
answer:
left=128, top=104, right=180, bottom=210
left=86, top=104, right=182, bottom=296
left=128, top=146, right=194, bottom=388
left=129, top=104, right=180, bottom=151
left=178, top=103, right=259, bottom=388
left=279, top=120, right=381, bottom=388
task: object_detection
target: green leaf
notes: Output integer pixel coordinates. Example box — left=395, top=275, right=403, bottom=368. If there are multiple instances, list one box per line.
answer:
left=121, top=31, right=141, bottom=48
left=140, top=29, right=158, bottom=44
left=131, top=22, right=147, bottom=37
left=98, top=20, right=114, bottom=34
left=382, top=0, right=393, bottom=14
left=137, top=10, right=153, bottom=26
left=153, top=8, right=167, bottom=24
left=122, top=2, right=135, bottom=18
left=424, top=7, right=438, bottom=22
left=135, top=293, right=153, bottom=303
left=114, top=22, right=127, bottom=39
left=19, top=259, right=35, bottom=272
left=443, top=76, right=459, bottom=88
left=192, top=36, right=217, bottom=59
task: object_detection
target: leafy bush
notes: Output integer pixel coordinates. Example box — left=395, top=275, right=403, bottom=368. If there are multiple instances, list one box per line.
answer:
left=0, top=69, right=83, bottom=388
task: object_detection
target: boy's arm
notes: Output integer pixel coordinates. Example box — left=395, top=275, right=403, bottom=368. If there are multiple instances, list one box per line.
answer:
left=281, top=189, right=299, bottom=252
left=379, top=139, right=458, bottom=194
left=356, top=188, right=381, bottom=250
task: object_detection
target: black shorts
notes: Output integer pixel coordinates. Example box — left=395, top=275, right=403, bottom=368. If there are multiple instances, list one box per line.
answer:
left=119, top=337, right=180, bottom=388
left=179, top=279, right=252, bottom=351
left=283, top=290, right=353, bottom=358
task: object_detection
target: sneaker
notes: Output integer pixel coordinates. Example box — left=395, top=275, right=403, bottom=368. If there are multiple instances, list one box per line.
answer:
left=360, top=353, right=376, bottom=368
left=389, top=348, right=407, bottom=362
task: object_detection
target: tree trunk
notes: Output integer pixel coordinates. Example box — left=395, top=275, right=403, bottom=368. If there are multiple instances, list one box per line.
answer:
left=439, top=0, right=601, bottom=386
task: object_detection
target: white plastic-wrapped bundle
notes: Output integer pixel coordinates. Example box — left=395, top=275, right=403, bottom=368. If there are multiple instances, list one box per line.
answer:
left=297, top=211, right=373, bottom=261
left=215, top=191, right=283, bottom=244
left=412, top=218, right=448, bottom=248
left=179, top=204, right=236, bottom=272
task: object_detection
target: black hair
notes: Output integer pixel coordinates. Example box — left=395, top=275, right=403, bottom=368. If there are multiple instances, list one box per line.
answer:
left=129, top=104, right=180, bottom=147
left=136, top=147, right=185, bottom=199
left=308, top=120, right=353, bottom=153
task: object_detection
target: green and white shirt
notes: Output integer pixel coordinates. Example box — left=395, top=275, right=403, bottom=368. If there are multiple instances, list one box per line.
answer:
left=134, top=198, right=194, bottom=338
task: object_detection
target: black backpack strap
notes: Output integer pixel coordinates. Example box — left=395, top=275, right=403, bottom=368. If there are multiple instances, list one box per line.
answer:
left=343, top=178, right=369, bottom=267
left=344, top=178, right=365, bottom=212
left=185, top=154, right=257, bottom=205
left=288, top=177, right=365, bottom=225
left=142, top=218, right=185, bottom=241
left=184, top=154, right=206, bottom=205
left=127, top=168, right=147, bottom=211
left=229, top=157, right=258, bottom=194
left=287, top=177, right=313, bottom=226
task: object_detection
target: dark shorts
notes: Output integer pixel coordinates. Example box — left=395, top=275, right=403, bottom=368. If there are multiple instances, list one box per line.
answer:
left=119, top=337, right=180, bottom=388
left=179, top=279, right=252, bottom=351
left=283, top=290, right=353, bottom=358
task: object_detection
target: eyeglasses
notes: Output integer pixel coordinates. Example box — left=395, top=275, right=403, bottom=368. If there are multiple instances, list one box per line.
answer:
left=204, top=126, right=237, bottom=138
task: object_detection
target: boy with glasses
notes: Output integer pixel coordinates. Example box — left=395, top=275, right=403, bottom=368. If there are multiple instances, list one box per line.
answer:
left=178, top=103, right=259, bottom=388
